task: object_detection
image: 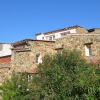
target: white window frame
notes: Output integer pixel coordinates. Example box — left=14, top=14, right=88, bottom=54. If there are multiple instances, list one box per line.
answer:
left=85, top=44, right=92, bottom=56
left=60, top=31, right=70, bottom=37
left=42, top=37, right=44, bottom=40
left=48, top=35, right=55, bottom=41
left=36, top=54, right=42, bottom=64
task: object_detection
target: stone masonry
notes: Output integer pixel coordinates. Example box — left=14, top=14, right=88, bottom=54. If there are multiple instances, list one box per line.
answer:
left=0, top=62, right=11, bottom=85
left=0, top=26, right=100, bottom=85
left=55, top=34, right=100, bottom=63
left=11, top=39, right=55, bottom=73
left=11, top=31, right=100, bottom=75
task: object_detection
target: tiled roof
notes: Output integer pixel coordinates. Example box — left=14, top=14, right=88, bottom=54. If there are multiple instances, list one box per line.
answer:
left=12, top=39, right=55, bottom=47
left=12, top=39, right=31, bottom=47
left=36, top=25, right=81, bottom=35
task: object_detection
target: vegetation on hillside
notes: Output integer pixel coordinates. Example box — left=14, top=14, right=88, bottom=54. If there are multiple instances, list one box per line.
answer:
left=0, top=50, right=100, bottom=100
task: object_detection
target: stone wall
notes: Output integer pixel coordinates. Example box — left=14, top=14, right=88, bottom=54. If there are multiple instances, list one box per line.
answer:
left=11, top=51, right=32, bottom=72
left=55, top=34, right=100, bottom=63
left=0, top=63, right=11, bottom=85
left=11, top=34, right=100, bottom=74
left=11, top=40, right=55, bottom=73
left=29, top=40, right=55, bottom=63
left=76, top=27, right=88, bottom=34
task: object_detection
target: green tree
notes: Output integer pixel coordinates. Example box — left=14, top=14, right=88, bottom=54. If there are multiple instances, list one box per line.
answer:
left=1, top=50, right=100, bottom=100
left=36, top=50, right=100, bottom=100
left=0, top=73, right=35, bottom=100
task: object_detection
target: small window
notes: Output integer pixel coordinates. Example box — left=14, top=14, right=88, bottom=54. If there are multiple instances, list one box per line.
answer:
left=42, top=37, right=44, bottom=40
left=56, top=49, right=62, bottom=54
left=49, top=36, right=52, bottom=41
left=48, top=35, right=55, bottom=41
left=36, top=54, right=42, bottom=64
left=85, top=44, right=92, bottom=56
left=61, top=31, right=70, bottom=37
left=53, top=35, right=55, bottom=40
left=55, top=48, right=63, bottom=54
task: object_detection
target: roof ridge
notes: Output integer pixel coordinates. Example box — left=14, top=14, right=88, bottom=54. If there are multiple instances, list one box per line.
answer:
left=36, top=25, right=82, bottom=35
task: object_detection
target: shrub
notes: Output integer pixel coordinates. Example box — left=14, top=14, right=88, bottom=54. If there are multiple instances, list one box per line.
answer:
left=36, top=50, right=100, bottom=99
left=1, top=50, right=100, bottom=100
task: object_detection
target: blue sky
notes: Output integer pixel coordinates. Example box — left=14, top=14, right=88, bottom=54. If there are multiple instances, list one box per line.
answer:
left=0, top=0, right=100, bottom=43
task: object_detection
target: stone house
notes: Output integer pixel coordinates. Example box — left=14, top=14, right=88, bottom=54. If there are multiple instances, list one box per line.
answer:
left=11, top=39, right=55, bottom=73
left=55, top=27, right=100, bottom=63
left=55, top=34, right=100, bottom=64
left=0, top=25, right=99, bottom=100
left=0, top=25, right=100, bottom=85
left=11, top=25, right=100, bottom=75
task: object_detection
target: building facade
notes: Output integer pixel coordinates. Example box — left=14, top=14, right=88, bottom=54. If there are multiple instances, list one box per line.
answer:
left=0, top=25, right=100, bottom=85
left=36, top=25, right=87, bottom=41
left=11, top=39, right=55, bottom=73
left=11, top=26, right=100, bottom=75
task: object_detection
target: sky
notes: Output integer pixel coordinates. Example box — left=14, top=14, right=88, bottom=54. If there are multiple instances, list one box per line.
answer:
left=0, top=0, right=100, bottom=43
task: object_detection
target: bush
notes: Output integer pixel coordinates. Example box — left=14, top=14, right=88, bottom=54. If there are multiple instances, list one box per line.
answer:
left=0, top=73, right=35, bottom=100
left=1, top=50, right=100, bottom=100
left=36, top=50, right=100, bottom=100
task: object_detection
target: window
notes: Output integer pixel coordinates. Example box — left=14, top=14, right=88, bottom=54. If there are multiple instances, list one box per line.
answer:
left=53, top=35, right=55, bottom=40
left=56, top=49, right=62, bottom=54
left=16, top=45, right=25, bottom=49
left=36, top=54, right=42, bottom=64
left=49, top=36, right=52, bottom=41
left=48, top=35, right=55, bottom=41
left=55, top=45, right=64, bottom=54
left=85, top=44, right=92, bottom=56
left=42, top=37, right=44, bottom=40
left=61, top=31, right=70, bottom=37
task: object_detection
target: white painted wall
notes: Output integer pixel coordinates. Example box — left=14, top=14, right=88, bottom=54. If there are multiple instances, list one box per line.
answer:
left=36, top=29, right=77, bottom=41
left=0, top=44, right=12, bottom=57
left=45, top=34, right=55, bottom=41
left=56, top=29, right=76, bottom=37
left=36, top=34, right=46, bottom=40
